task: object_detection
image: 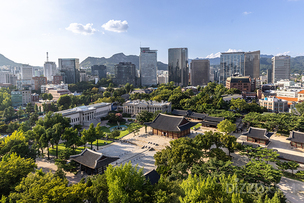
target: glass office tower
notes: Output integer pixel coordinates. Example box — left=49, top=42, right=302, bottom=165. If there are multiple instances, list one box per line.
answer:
left=272, top=55, right=290, bottom=82
left=168, top=48, right=188, bottom=87
left=58, top=58, right=79, bottom=84
left=139, top=47, right=157, bottom=87
left=220, top=52, right=245, bottom=84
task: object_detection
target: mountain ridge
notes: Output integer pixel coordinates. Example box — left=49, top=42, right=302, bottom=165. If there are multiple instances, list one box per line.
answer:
left=80, top=53, right=168, bottom=73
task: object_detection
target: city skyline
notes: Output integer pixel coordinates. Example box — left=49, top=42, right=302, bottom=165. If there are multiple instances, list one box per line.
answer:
left=1, top=0, right=304, bottom=66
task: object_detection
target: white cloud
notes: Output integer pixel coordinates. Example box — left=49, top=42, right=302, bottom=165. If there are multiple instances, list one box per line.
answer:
left=102, top=20, right=129, bottom=33
left=227, top=49, right=242, bottom=52
left=243, top=11, right=252, bottom=15
left=206, top=52, right=221, bottom=59
left=276, top=51, right=290, bottom=56
left=205, top=49, right=243, bottom=58
left=66, top=23, right=96, bottom=35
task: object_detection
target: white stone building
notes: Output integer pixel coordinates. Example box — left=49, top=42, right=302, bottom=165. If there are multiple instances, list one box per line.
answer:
left=259, top=97, right=288, bottom=113
left=57, top=102, right=112, bottom=126
left=123, top=100, right=171, bottom=115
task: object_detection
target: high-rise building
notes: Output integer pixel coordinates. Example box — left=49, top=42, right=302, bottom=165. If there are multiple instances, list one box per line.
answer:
left=58, top=58, right=79, bottom=84
left=220, top=50, right=260, bottom=84
left=44, top=53, right=57, bottom=81
left=272, top=55, right=290, bottom=83
left=113, top=62, right=137, bottom=86
left=244, top=50, right=260, bottom=79
left=32, top=76, right=47, bottom=91
left=168, top=48, right=188, bottom=87
left=190, top=59, right=210, bottom=86
left=0, top=71, right=11, bottom=84
left=139, top=47, right=157, bottom=87
left=21, top=65, right=33, bottom=80
left=220, top=52, right=244, bottom=84
left=91, top=65, right=107, bottom=79
left=267, top=69, right=273, bottom=84
left=44, top=62, right=57, bottom=81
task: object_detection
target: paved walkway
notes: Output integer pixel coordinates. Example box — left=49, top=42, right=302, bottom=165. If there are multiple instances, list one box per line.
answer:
left=278, top=177, right=304, bottom=203
left=36, top=158, right=82, bottom=184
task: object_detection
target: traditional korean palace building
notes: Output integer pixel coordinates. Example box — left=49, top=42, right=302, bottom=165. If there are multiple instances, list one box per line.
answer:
left=242, top=127, right=273, bottom=145
left=146, top=113, right=197, bottom=139
left=70, top=149, right=119, bottom=175
left=57, top=102, right=112, bottom=126
left=171, top=109, right=224, bottom=127
left=287, top=131, right=304, bottom=149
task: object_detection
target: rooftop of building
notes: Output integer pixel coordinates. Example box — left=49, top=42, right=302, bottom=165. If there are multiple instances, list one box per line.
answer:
left=227, top=77, right=251, bottom=83
left=124, top=100, right=170, bottom=107
left=242, top=127, right=273, bottom=140
left=287, top=131, right=304, bottom=144
left=57, top=102, right=111, bottom=116
left=275, top=96, right=298, bottom=102
left=145, top=113, right=197, bottom=132
left=70, top=148, right=119, bottom=169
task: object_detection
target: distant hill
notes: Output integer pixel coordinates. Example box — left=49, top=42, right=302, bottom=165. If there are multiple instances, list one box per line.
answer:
left=80, top=53, right=168, bottom=73
left=0, top=54, right=21, bottom=66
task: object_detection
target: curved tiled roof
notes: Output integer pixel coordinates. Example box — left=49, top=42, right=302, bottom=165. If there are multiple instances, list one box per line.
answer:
left=147, top=113, right=197, bottom=132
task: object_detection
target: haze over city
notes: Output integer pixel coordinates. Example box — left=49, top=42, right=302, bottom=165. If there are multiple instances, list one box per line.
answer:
left=1, top=0, right=304, bottom=66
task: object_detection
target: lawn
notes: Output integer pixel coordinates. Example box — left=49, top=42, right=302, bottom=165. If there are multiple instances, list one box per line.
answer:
left=92, top=139, right=113, bottom=146
left=192, top=123, right=202, bottom=130
left=48, top=123, right=143, bottom=156
left=49, top=143, right=88, bottom=156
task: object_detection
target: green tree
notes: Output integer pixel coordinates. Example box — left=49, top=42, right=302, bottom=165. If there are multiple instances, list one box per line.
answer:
left=26, top=102, right=33, bottom=114
left=286, top=161, right=299, bottom=175
left=48, top=93, right=53, bottom=100
left=0, top=153, right=36, bottom=196
left=193, top=133, right=212, bottom=153
left=85, top=174, right=108, bottom=203
left=32, top=124, right=47, bottom=156
left=220, top=134, right=238, bottom=156
left=8, top=170, right=86, bottom=202
left=29, top=112, right=39, bottom=126
left=17, top=106, right=24, bottom=120
left=3, top=106, right=15, bottom=119
left=0, top=130, right=36, bottom=159
left=238, top=161, right=282, bottom=186
left=81, top=123, right=96, bottom=150
left=154, top=137, right=202, bottom=169
left=230, top=98, right=248, bottom=113
left=105, top=162, right=151, bottom=203
left=179, top=174, right=245, bottom=203
left=50, top=123, right=63, bottom=158
left=217, top=119, right=237, bottom=134
left=62, top=127, right=80, bottom=152
left=103, top=91, right=111, bottom=97
left=57, top=94, right=72, bottom=110
left=95, top=123, right=105, bottom=150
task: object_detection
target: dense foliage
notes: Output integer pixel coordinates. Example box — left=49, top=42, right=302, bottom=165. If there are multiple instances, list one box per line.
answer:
left=243, top=112, right=304, bottom=134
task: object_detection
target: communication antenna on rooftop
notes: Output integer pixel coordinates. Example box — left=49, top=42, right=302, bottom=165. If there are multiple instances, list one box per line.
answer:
left=46, top=52, right=49, bottom=62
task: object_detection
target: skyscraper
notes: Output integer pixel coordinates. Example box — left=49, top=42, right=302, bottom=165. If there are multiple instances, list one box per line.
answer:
left=21, top=65, right=33, bottom=80
left=44, top=53, right=57, bottom=81
left=267, top=69, right=273, bottom=84
left=58, top=58, right=79, bottom=84
left=220, top=52, right=244, bottom=84
left=245, top=50, right=260, bottom=79
left=91, top=65, right=107, bottom=79
left=220, top=50, right=260, bottom=84
left=168, top=48, right=188, bottom=87
left=113, top=62, right=137, bottom=86
left=272, top=55, right=290, bottom=82
left=190, top=59, right=210, bottom=86
left=139, top=47, right=157, bottom=87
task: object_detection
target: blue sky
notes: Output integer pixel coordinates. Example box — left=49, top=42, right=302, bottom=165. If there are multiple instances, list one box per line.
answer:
left=0, top=0, right=303, bottom=66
